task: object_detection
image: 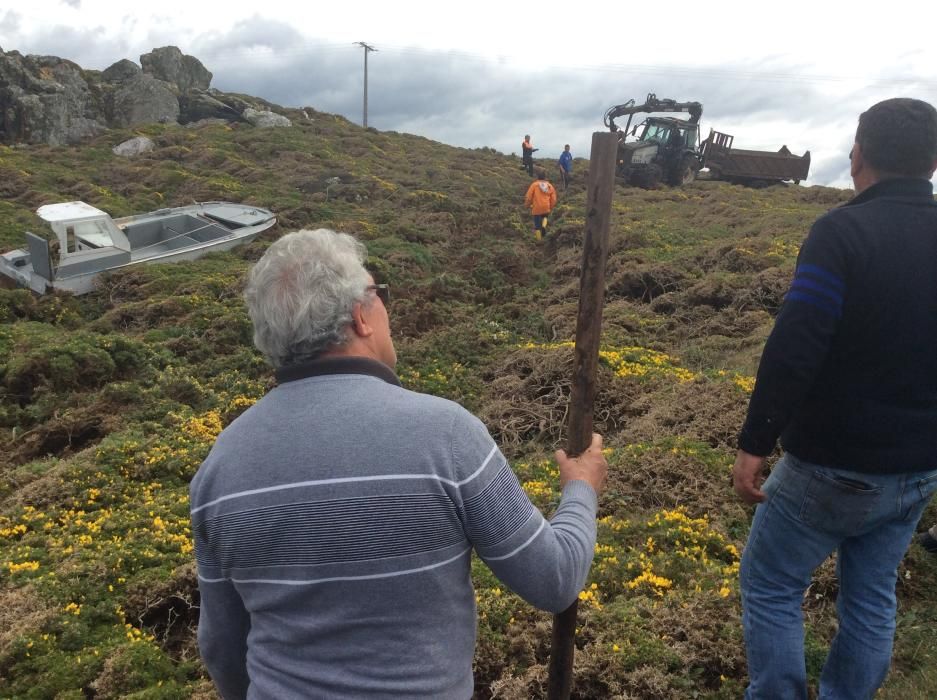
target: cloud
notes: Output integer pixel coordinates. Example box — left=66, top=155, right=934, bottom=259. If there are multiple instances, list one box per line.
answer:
left=61, top=0, right=81, bottom=8
left=191, top=17, right=357, bottom=107
left=2, top=21, right=131, bottom=68
left=3, top=12, right=935, bottom=188
left=0, top=10, right=21, bottom=43
left=187, top=36, right=881, bottom=185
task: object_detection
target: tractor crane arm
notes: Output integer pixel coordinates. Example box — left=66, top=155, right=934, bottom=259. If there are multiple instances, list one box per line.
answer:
left=604, top=93, right=703, bottom=133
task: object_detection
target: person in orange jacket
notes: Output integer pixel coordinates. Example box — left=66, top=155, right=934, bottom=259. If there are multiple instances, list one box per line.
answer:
left=521, top=135, right=537, bottom=176
left=524, top=170, right=557, bottom=241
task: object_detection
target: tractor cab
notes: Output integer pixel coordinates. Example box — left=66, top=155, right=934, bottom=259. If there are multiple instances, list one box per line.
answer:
left=636, top=117, right=700, bottom=150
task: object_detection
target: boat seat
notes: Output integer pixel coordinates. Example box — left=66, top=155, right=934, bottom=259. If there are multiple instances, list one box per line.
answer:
left=142, top=235, right=200, bottom=255
left=76, top=236, right=101, bottom=249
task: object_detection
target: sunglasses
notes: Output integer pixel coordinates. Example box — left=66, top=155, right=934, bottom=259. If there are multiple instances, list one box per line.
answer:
left=366, top=283, right=390, bottom=306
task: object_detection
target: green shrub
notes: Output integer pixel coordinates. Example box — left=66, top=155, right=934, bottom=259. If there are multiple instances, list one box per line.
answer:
left=2, top=323, right=150, bottom=399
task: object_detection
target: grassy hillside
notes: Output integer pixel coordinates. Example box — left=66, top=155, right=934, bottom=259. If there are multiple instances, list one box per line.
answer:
left=2, top=108, right=936, bottom=699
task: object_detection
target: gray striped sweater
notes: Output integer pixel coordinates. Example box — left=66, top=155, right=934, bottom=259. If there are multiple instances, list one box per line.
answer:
left=191, top=356, right=598, bottom=699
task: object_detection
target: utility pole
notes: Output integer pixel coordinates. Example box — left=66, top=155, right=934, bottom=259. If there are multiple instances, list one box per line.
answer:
left=354, top=42, right=377, bottom=128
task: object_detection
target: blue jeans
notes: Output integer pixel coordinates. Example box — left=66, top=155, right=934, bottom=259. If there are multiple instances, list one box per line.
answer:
left=740, top=453, right=937, bottom=700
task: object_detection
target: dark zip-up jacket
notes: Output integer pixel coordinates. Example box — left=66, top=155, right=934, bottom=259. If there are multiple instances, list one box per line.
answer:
left=738, top=178, right=937, bottom=473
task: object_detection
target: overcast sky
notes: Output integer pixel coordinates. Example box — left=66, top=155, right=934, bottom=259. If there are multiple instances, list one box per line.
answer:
left=2, top=0, right=937, bottom=188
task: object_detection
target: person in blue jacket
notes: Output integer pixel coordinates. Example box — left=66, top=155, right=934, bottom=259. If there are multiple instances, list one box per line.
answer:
left=558, top=144, right=573, bottom=191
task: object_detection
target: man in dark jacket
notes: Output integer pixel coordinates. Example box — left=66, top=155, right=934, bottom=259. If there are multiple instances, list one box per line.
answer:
left=733, top=97, right=937, bottom=699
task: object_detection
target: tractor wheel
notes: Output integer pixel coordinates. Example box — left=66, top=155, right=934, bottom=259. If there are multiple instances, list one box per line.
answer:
left=634, top=165, right=662, bottom=189
left=670, top=156, right=698, bottom=186
left=616, top=165, right=632, bottom=187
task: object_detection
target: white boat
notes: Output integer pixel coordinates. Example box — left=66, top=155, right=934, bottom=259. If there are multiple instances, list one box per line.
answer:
left=0, top=200, right=277, bottom=295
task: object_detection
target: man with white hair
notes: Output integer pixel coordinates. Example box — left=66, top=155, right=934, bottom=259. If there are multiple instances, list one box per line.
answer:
left=190, top=228, right=607, bottom=699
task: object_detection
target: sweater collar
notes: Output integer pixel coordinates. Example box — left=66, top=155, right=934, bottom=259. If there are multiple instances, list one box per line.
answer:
left=846, top=177, right=934, bottom=207
left=275, top=355, right=401, bottom=387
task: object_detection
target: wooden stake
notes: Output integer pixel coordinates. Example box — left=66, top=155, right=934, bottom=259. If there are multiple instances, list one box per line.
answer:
left=546, top=131, right=619, bottom=700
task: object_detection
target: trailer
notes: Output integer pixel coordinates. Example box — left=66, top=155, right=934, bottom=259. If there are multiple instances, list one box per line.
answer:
left=700, top=129, right=811, bottom=185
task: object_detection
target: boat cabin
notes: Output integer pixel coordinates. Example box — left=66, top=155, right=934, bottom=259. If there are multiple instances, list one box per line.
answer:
left=30, top=202, right=131, bottom=282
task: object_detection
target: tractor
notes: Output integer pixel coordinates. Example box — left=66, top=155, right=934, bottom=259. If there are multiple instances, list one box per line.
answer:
left=605, top=93, right=811, bottom=188
left=605, top=93, right=703, bottom=188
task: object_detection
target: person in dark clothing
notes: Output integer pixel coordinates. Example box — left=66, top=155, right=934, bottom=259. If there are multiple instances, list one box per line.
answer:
left=733, top=97, right=937, bottom=700
left=521, top=135, right=537, bottom=176
left=558, top=144, right=573, bottom=191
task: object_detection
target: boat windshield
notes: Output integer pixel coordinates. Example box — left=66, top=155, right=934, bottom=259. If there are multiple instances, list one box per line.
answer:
left=64, top=219, right=116, bottom=252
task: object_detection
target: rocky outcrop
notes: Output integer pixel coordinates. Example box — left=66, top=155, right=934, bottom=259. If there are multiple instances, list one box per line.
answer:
left=108, top=73, right=180, bottom=127
left=178, top=89, right=239, bottom=123
left=0, top=50, right=107, bottom=145
left=139, top=46, right=212, bottom=94
left=101, top=59, right=141, bottom=83
left=205, top=90, right=260, bottom=115
left=0, top=46, right=289, bottom=145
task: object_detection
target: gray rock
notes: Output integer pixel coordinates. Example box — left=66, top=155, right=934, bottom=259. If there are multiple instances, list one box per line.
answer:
left=140, top=46, right=211, bottom=93
left=209, top=90, right=260, bottom=114
left=0, top=51, right=107, bottom=144
left=109, top=74, right=180, bottom=127
left=243, top=108, right=291, bottom=128
left=179, top=89, right=238, bottom=123
left=102, top=59, right=141, bottom=83
left=112, top=135, right=155, bottom=156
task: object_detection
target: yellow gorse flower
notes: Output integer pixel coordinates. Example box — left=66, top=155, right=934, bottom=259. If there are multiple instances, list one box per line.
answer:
left=7, top=560, right=40, bottom=573
left=517, top=341, right=697, bottom=383
left=180, top=411, right=223, bottom=442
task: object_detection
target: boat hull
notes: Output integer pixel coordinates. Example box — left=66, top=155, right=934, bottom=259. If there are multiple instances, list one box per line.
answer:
left=0, top=201, right=276, bottom=295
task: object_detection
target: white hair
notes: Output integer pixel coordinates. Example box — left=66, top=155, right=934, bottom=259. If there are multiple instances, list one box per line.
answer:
left=244, top=229, right=371, bottom=367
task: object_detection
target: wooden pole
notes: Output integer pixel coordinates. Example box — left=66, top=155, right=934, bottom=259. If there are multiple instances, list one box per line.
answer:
left=355, top=42, right=376, bottom=128
left=546, top=131, right=619, bottom=700
left=363, top=47, right=368, bottom=128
